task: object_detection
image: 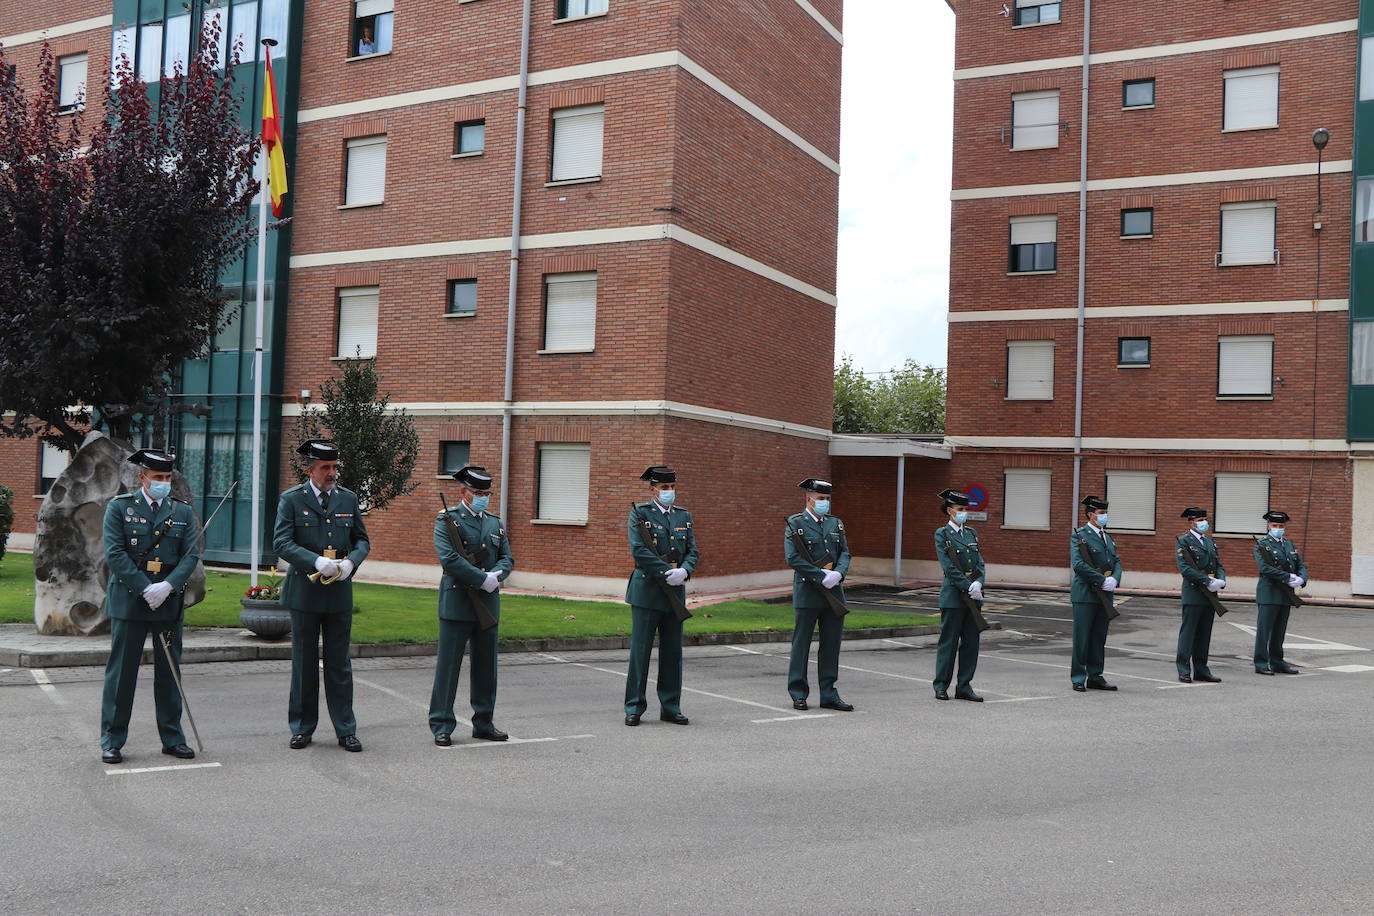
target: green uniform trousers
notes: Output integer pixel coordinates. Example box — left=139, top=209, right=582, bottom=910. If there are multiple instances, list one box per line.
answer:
left=288, top=610, right=356, bottom=738
left=933, top=605, right=980, bottom=693
left=100, top=618, right=186, bottom=751
left=428, top=618, right=498, bottom=736
left=1176, top=604, right=1217, bottom=678
left=624, top=606, right=683, bottom=716
left=1071, top=602, right=1111, bottom=686
left=1254, top=603, right=1292, bottom=671
left=787, top=606, right=844, bottom=703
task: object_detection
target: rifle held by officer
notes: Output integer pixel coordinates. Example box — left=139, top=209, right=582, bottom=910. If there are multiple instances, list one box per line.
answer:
left=1252, top=535, right=1305, bottom=607
left=937, top=530, right=990, bottom=632
left=1075, top=535, right=1121, bottom=620
left=786, top=518, right=848, bottom=620
left=438, top=492, right=499, bottom=631
left=630, top=503, right=693, bottom=622
left=1179, top=537, right=1229, bottom=616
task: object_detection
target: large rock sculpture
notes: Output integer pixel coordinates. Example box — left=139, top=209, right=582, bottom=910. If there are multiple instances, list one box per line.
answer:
left=32, top=431, right=206, bottom=635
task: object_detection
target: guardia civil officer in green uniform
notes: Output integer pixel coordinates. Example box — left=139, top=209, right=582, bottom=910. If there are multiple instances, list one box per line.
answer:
left=784, top=478, right=854, bottom=712
left=933, top=488, right=985, bottom=702
left=1253, top=510, right=1308, bottom=675
left=1174, top=507, right=1226, bottom=684
left=99, top=449, right=200, bottom=764
left=429, top=465, right=514, bottom=745
left=624, top=465, right=698, bottom=726
left=1069, top=495, right=1121, bottom=692
left=272, top=440, right=371, bottom=752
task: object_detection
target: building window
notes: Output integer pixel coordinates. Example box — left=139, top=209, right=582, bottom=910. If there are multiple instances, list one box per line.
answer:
left=337, top=286, right=379, bottom=358
left=1011, top=90, right=1059, bottom=150
left=1121, top=208, right=1154, bottom=238
left=454, top=120, right=485, bottom=156
left=1354, top=322, right=1374, bottom=386
left=439, top=441, right=471, bottom=478
left=1003, top=468, right=1051, bottom=529
left=353, top=0, right=393, bottom=56
left=1122, top=78, right=1155, bottom=109
left=448, top=279, right=477, bottom=316
left=57, top=53, right=88, bottom=112
left=39, top=442, right=68, bottom=495
left=1118, top=337, right=1151, bottom=367
left=537, top=442, right=591, bottom=522
left=1013, top=0, right=1059, bottom=26
left=1105, top=470, right=1157, bottom=532
left=1223, top=65, right=1279, bottom=131
left=1006, top=340, right=1055, bottom=400
left=1009, top=215, right=1057, bottom=273
left=550, top=104, right=604, bottom=182
left=558, top=0, right=609, bottom=18
left=1219, top=201, right=1276, bottom=266
left=1356, top=178, right=1374, bottom=243
left=542, top=272, right=597, bottom=352
left=1214, top=472, right=1270, bottom=535
left=344, top=135, right=387, bottom=206
left=1217, top=335, right=1274, bottom=398
left=1363, top=37, right=1374, bottom=101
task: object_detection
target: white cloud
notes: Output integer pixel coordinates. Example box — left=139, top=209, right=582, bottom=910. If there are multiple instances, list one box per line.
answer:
left=836, top=1, right=955, bottom=374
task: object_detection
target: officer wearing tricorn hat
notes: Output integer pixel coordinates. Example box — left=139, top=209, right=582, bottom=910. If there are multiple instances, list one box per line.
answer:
left=1174, top=507, right=1225, bottom=684
left=1069, top=495, right=1121, bottom=692
left=1252, top=510, right=1308, bottom=676
left=272, top=439, right=371, bottom=752
left=98, top=449, right=200, bottom=764
left=933, top=488, right=987, bottom=702
left=784, top=478, right=854, bottom=711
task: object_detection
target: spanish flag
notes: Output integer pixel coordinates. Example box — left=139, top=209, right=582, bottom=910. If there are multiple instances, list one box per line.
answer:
left=261, top=55, right=288, bottom=218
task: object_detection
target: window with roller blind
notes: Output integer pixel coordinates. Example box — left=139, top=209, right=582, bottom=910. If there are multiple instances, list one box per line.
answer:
left=1013, top=0, right=1059, bottom=26
left=542, top=272, right=597, bottom=352
left=336, top=287, right=379, bottom=358
left=1223, top=65, right=1279, bottom=131
left=537, top=443, right=591, bottom=523
left=1214, top=473, right=1269, bottom=534
left=1011, top=90, right=1059, bottom=150
left=344, top=136, right=387, bottom=206
left=39, top=441, right=69, bottom=495
left=352, top=0, right=393, bottom=56
left=550, top=104, right=604, bottom=182
left=558, top=0, right=609, bottom=18
left=1219, top=201, right=1275, bottom=266
left=1217, top=335, right=1273, bottom=398
left=1006, top=340, right=1055, bottom=400
left=1003, top=468, right=1052, bottom=530
left=1105, top=471, right=1157, bottom=532
left=1009, top=215, right=1056, bottom=272
left=58, top=53, right=87, bottom=112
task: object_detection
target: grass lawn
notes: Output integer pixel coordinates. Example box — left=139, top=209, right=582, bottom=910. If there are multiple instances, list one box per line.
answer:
left=0, top=558, right=937, bottom=643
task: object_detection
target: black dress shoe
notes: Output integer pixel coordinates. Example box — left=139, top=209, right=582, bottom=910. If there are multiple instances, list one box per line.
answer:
left=101, top=748, right=122, bottom=765
left=162, top=743, right=195, bottom=759
left=472, top=726, right=508, bottom=742
left=624, top=714, right=641, bottom=726
left=338, top=735, right=363, bottom=752
left=792, top=698, right=808, bottom=711
left=1255, top=667, right=1275, bottom=676
left=1275, top=663, right=1300, bottom=674
left=954, top=690, right=984, bottom=703
left=1072, top=683, right=1087, bottom=692
left=934, top=689, right=950, bottom=700
left=289, top=734, right=312, bottom=749
left=1086, top=680, right=1118, bottom=691
left=1194, top=673, right=1221, bottom=683
left=819, top=699, right=854, bottom=711
left=1178, top=674, right=1193, bottom=683
left=660, top=712, right=690, bottom=725
left=434, top=734, right=452, bottom=747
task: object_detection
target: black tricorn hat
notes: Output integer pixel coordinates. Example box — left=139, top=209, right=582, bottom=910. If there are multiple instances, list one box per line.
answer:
left=639, top=465, right=676, bottom=483
left=296, top=439, right=340, bottom=461
left=798, top=478, right=833, bottom=494
left=939, top=488, right=970, bottom=507
left=1262, top=510, right=1290, bottom=524
left=1180, top=507, right=1208, bottom=520
left=128, top=449, right=175, bottom=472
left=1081, top=495, right=1109, bottom=511
left=455, top=465, right=493, bottom=489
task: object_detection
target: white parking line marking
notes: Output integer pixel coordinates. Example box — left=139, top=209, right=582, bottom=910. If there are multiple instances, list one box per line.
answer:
left=105, top=762, right=222, bottom=776
left=1320, top=664, right=1374, bottom=673
left=981, top=653, right=1181, bottom=685
left=1224, top=622, right=1368, bottom=652
left=985, top=696, right=1058, bottom=704
left=446, top=734, right=596, bottom=749
left=750, top=714, right=840, bottom=723
left=536, top=653, right=796, bottom=714
left=30, top=669, right=67, bottom=706
left=725, top=646, right=766, bottom=655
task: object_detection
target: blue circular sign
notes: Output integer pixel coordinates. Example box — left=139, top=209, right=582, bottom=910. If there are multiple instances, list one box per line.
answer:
left=963, top=485, right=989, bottom=511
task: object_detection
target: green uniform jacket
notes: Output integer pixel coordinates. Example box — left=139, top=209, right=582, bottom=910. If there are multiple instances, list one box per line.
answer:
left=935, top=524, right=984, bottom=608
left=625, top=502, right=698, bottom=611
left=434, top=504, right=514, bottom=623
left=1175, top=532, right=1225, bottom=606
left=272, top=484, right=370, bottom=614
left=785, top=511, right=851, bottom=609
left=1253, top=535, right=1308, bottom=607
left=102, top=492, right=199, bottom=622
left=1070, top=525, right=1123, bottom=604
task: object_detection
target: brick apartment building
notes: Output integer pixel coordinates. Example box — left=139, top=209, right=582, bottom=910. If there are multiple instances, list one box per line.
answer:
left=846, top=0, right=1373, bottom=599
left=0, top=0, right=847, bottom=594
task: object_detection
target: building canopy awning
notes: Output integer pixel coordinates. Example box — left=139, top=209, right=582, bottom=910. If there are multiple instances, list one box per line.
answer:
left=828, top=434, right=953, bottom=460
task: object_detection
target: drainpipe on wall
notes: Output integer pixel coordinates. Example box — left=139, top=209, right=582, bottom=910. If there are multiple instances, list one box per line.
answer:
left=499, top=0, right=533, bottom=520
left=1071, top=0, right=1092, bottom=530
left=893, top=455, right=906, bottom=587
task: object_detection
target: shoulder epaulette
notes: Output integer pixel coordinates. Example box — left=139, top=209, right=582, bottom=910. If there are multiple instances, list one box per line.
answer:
left=112, top=493, right=133, bottom=500
left=173, top=496, right=191, bottom=505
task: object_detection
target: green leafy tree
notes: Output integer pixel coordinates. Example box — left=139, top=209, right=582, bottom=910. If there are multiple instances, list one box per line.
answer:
left=0, top=483, right=14, bottom=562
left=291, top=359, right=420, bottom=513
left=832, top=355, right=946, bottom=434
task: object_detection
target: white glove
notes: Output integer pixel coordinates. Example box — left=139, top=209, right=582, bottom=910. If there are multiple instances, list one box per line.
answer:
left=1288, top=574, right=1304, bottom=589
left=142, top=581, right=174, bottom=609
left=968, top=581, right=983, bottom=601
left=1206, top=577, right=1223, bottom=593
left=664, top=568, right=689, bottom=587
left=337, top=559, right=355, bottom=580
left=314, top=556, right=340, bottom=578
left=480, top=572, right=500, bottom=593
left=821, top=570, right=843, bottom=590
left=1102, top=576, right=1117, bottom=592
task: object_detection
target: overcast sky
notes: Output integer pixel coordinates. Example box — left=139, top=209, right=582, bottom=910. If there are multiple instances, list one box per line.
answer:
left=836, top=1, right=955, bottom=374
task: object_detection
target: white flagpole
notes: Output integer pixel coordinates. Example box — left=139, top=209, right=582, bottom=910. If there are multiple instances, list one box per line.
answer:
left=250, top=46, right=271, bottom=588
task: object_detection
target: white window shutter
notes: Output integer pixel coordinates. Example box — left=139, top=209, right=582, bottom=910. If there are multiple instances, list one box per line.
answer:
left=58, top=54, right=87, bottom=109
left=1223, top=66, right=1279, bottom=130
left=1006, top=340, right=1054, bottom=399
left=551, top=105, right=604, bottom=181
left=1012, top=91, right=1059, bottom=150
left=345, top=136, right=387, bottom=205
left=1003, top=469, right=1051, bottom=528
left=1105, top=471, right=1157, bottom=532
left=544, top=272, right=597, bottom=351
left=1214, top=473, right=1269, bottom=534
left=538, top=443, right=591, bottom=521
left=41, top=442, right=68, bottom=480
left=1220, top=201, right=1275, bottom=265
left=355, top=0, right=394, bottom=16
left=1010, top=215, right=1057, bottom=245
left=1217, top=335, right=1273, bottom=396
left=337, top=287, right=379, bottom=358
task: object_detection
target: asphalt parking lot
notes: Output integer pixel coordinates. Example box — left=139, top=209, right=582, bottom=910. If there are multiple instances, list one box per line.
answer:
left=4, top=589, right=1373, bottom=914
